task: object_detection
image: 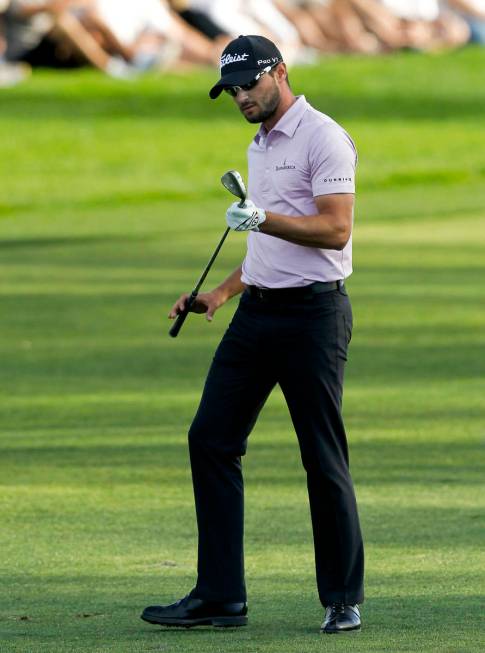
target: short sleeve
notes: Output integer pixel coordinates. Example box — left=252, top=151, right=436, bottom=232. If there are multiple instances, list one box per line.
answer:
left=309, top=123, right=357, bottom=197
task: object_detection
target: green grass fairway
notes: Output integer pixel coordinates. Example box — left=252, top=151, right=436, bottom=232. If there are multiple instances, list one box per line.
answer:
left=1, top=48, right=485, bottom=652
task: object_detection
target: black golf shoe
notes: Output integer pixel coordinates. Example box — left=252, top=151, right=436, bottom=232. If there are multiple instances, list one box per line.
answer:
left=141, top=594, right=248, bottom=628
left=320, top=603, right=361, bottom=634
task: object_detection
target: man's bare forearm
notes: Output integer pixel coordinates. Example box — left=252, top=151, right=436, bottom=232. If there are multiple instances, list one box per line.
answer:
left=260, top=211, right=351, bottom=250
left=213, top=265, right=246, bottom=304
left=255, top=193, right=354, bottom=250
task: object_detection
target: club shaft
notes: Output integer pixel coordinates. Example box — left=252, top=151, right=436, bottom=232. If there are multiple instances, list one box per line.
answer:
left=193, top=227, right=231, bottom=294
left=169, top=227, right=230, bottom=338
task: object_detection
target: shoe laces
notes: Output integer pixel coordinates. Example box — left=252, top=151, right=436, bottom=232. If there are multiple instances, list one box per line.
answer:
left=330, top=603, right=346, bottom=613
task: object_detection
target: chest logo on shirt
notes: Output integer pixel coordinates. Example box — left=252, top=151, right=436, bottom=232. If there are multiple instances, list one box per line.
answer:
left=275, top=159, right=296, bottom=171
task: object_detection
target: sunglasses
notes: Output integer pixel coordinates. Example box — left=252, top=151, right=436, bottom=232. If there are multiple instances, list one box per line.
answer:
left=224, top=63, right=279, bottom=97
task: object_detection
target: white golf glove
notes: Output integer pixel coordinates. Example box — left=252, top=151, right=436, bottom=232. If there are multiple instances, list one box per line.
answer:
left=226, top=200, right=266, bottom=232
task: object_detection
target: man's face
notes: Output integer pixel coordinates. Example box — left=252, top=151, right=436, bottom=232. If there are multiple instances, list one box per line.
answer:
left=231, top=68, right=282, bottom=124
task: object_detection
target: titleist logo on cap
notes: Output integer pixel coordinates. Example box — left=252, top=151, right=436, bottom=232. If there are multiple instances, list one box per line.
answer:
left=220, top=52, right=249, bottom=69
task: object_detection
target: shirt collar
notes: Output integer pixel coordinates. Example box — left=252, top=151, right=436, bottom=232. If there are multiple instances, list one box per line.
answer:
left=255, top=95, right=308, bottom=145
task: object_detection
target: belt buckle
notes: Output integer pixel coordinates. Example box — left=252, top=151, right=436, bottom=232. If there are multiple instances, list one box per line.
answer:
left=256, top=287, right=266, bottom=301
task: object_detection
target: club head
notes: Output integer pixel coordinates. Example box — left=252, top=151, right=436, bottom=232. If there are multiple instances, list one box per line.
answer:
left=221, top=170, right=247, bottom=207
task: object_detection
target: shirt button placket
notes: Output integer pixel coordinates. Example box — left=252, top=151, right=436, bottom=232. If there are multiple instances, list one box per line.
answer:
left=262, top=138, right=271, bottom=195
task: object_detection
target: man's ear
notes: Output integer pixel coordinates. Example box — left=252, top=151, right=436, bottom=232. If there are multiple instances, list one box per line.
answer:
left=276, top=63, right=287, bottom=83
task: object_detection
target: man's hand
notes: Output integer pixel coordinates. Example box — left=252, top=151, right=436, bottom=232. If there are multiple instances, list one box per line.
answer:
left=226, top=200, right=266, bottom=232
left=169, top=289, right=227, bottom=323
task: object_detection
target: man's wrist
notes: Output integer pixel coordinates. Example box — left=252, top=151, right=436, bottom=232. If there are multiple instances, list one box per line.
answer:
left=211, top=285, right=232, bottom=306
left=257, top=210, right=268, bottom=231
left=213, top=279, right=245, bottom=304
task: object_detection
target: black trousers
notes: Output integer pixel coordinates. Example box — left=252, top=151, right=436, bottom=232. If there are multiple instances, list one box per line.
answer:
left=188, top=285, right=364, bottom=607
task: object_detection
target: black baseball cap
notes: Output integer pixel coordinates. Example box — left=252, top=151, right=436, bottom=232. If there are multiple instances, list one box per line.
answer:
left=209, top=35, right=283, bottom=99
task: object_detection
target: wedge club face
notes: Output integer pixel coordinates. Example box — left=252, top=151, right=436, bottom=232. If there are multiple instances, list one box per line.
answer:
left=221, top=170, right=247, bottom=207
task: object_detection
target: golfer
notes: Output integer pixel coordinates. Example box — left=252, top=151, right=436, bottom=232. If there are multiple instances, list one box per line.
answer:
left=142, top=34, right=364, bottom=634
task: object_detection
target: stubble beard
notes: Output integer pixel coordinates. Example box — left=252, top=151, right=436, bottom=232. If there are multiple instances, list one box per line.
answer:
left=241, top=83, right=281, bottom=124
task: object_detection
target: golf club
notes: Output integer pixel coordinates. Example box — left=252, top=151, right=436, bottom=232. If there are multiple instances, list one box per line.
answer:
left=169, top=170, right=247, bottom=338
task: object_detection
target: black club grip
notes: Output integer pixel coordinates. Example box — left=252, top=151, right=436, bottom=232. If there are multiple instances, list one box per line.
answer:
left=169, top=293, right=197, bottom=338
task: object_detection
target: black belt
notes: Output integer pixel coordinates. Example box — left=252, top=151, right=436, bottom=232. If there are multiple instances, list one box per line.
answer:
left=246, top=280, right=344, bottom=302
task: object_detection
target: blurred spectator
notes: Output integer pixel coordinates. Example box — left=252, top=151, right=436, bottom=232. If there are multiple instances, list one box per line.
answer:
left=1, top=0, right=30, bottom=85
left=381, top=0, right=470, bottom=49
left=346, top=0, right=469, bottom=50
left=167, top=0, right=231, bottom=51
left=3, top=0, right=135, bottom=77
left=342, top=0, right=407, bottom=50
left=445, top=0, right=485, bottom=43
left=265, top=0, right=336, bottom=53
left=182, top=0, right=313, bottom=65
left=84, top=0, right=222, bottom=70
left=277, top=0, right=381, bottom=53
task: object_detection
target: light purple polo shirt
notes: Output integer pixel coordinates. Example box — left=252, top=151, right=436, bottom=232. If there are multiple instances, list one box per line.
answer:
left=241, top=95, right=357, bottom=288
